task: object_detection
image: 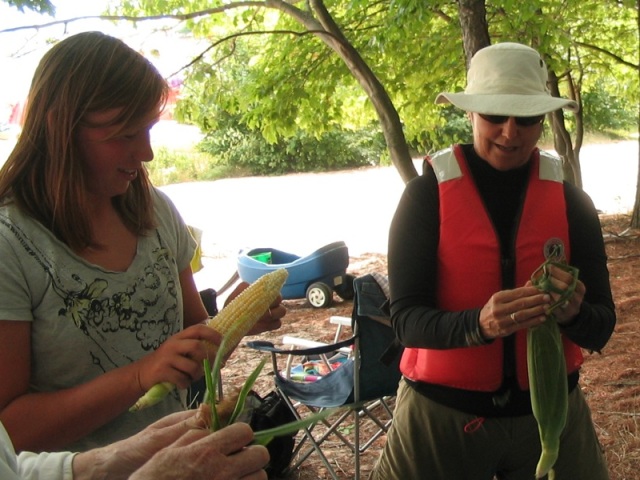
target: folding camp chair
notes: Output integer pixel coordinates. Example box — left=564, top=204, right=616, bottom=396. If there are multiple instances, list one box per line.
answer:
left=247, top=273, right=402, bottom=479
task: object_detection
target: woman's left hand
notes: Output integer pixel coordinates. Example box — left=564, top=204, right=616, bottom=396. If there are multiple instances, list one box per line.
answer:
left=540, top=263, right=586, bottom=325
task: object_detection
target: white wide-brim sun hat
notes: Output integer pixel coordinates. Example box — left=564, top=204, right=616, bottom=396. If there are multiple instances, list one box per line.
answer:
left=435, top=42, right=578, bottom=116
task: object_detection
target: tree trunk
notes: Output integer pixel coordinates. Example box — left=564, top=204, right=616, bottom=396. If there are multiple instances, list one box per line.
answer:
left=631, top=136, right=640, bottom=228
left=630, top=0, right=640, bottom=229
left=547, top=70, right=583, bottom=189
left=457, top=0, right=490, bottom=65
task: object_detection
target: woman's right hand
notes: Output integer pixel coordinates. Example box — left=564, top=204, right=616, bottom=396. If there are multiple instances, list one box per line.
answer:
left=478, top=286, right=551, bottom=339
left=76, top=405, right=269, bottom=480
left=128, top=422, right=269, bottom=480
left=134, top=324, right=223, bottom=392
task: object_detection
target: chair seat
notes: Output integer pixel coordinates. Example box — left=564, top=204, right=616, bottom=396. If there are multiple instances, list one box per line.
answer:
left=275, top=360, right=356, bottom=408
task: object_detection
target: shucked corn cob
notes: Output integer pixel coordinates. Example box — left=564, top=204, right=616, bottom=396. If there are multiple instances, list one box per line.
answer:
left=130, top=268, right=288, bottom=412
left=528, top=257, right=579, bottom=479
left=209, top=268, right=288, bottom=357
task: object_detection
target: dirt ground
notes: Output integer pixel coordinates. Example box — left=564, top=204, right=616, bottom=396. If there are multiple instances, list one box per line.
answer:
left=220, top=213, right=640, bottom=480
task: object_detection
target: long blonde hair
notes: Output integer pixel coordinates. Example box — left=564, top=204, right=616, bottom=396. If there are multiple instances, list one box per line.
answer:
left=0, top=31, right=168, bottom=250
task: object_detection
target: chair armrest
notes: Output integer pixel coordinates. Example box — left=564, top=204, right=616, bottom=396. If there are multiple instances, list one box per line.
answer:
left=245, top=340, right=279, bottom=352
left=246, top=337, right=354, bottom=357
left=282, top=336, right=353, bottom=355
left=330, top=316, right=351, bottom=326
left=246, top=336, right=355, bottom=381
left=282, top=336, right=330, bottom=349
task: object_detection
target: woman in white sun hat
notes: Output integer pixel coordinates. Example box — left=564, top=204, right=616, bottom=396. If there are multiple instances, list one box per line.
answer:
left=372, top=43, right=615, bottom=479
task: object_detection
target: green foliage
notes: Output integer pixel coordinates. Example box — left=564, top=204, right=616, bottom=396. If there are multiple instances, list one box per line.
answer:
left=145, top=146, right=229, bottom=185
left=411, top=106, right=473, bottom=155
left=582, top=85, right=638, bottom=134
left=3, top=0, right=54, bottom=15
left=197, top=111, right=385, bottom=175
left=103, top=0, right=640, bottom=177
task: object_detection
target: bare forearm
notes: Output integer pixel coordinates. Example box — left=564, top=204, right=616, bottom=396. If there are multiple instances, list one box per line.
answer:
left=72, top=444, right=133, bottom=480
left=1, top=364, right=143, bottom=452
left=72, top=405, right=223, bottom=480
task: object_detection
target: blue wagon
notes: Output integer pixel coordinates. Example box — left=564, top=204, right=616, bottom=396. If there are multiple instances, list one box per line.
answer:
left=237, top=241, right=354, bottom=308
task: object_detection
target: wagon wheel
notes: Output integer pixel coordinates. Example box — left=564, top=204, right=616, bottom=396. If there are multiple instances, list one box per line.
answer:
left=306, top=282, right=333, bottom=308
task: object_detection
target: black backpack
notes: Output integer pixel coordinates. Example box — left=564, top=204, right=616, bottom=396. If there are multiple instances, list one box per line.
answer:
left=247, top=390, right=298, bottom=478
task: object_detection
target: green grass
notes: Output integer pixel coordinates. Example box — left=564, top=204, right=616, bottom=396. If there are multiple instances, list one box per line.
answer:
left=147, top=146, right=251, bottom=186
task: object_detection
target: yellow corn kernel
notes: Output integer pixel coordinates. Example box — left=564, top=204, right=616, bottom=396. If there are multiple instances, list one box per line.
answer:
left=207, top=268, right=288, bottom=357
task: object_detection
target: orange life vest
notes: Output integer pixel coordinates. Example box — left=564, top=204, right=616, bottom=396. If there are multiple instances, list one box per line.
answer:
left=399, top=145, right=583, bottom=391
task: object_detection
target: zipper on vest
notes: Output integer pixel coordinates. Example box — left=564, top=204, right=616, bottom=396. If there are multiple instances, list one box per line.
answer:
left=500, top=255, right=516, bottom=382
left=501, top=256, right=515, bottom=289
left=501, top=199, right=524, bottom=388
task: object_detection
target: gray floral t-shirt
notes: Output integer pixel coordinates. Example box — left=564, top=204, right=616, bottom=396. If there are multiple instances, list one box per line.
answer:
left=0, top=187, right=196, bottom=452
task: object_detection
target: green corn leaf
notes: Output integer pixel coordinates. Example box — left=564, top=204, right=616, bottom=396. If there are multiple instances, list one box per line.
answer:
left=208, top=322, right=243, bottom=431
left=227, top=356, right=268, bottom=426
left=252, top=407, right=339, bottom=446
left=531, top=260, right=579, bottom=316
left=203, top=358, right=219, bottom=431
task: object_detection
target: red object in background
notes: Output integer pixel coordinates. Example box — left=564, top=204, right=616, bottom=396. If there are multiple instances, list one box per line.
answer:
left=160, top=86, right=180, bottom=120
left=9, top=100, right=26, bottom=126
left=6, top=83, right=180, bottom=126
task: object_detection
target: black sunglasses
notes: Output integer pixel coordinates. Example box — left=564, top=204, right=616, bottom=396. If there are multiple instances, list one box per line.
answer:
left=479, top=114, right=545, bottom=127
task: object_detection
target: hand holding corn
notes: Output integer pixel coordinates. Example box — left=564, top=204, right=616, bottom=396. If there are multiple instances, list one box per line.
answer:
left=131, top=269, right=288, bottom=412
left=537, top=262, right=586, bottom=324
left=528, top=256, right=580, bottom=479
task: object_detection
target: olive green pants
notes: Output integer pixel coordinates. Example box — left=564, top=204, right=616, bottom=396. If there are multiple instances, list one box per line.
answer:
left=370, top=379, right=608, bottom=480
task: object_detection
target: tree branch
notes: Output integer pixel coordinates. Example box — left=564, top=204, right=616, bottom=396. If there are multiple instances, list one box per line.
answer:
left=166, top=28, right=337, bottom=79
left=0, top=2, right=267, bottom=34
left=575, top=40, right=639, bottom=71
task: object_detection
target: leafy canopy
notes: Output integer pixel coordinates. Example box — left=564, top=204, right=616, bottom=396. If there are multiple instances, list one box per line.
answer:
left=4, top=0, right=54, bottom=15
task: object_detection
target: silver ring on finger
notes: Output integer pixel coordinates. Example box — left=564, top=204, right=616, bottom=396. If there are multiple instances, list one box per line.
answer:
left=510, top=312, right=519, bottom=324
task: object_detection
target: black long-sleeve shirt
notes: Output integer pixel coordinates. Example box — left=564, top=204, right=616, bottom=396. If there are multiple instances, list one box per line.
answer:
left=388, top=144, right=616, bottom=416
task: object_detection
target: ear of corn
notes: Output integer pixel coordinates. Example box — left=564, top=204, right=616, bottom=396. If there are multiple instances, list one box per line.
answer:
left=130, top=268, right=288, bottom=412
left=130, top=381, right=176, bottom=412
left=528, top=257, right=579, bottom=479
left=527, top=318, right=567, bottom=479
left=206, top=268, right=289, bottom=358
